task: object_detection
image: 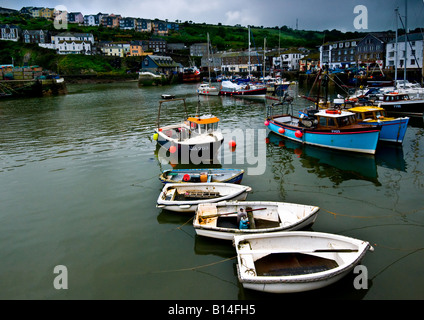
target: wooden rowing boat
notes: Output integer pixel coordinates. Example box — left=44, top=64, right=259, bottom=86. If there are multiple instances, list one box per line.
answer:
left=193, top=201, right=319, bottom=240
left=156, top=183, right=252, bottom=213
left=159, top=168, right=244, bottom=184
left=234, top=231, right=373, bottom=293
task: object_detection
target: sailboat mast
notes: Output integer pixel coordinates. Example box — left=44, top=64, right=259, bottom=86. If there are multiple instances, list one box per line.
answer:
left=248, top=26, right=251, bottom=78
left=395, top=7, right=398, bottom=86
left=404, top=0, right=407, bottom=88
left=207, top=33, right=211, bottom=85
left=263, top=38, right=266, bottom=82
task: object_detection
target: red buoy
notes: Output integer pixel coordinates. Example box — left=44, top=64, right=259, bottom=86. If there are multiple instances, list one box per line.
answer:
left=169, top=145, right=177, bottom=153
left=229, top=140, right=236, bottom=147
left=278, top=127, right=285, bottom=134
left=295, top=130, right=303, bottom=138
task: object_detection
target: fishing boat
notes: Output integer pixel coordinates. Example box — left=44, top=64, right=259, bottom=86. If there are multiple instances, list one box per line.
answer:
left=234, top=231, right=374, bottom=293
left=193, top=201, right=319, bottom=240
left=153, top=98, right=224, bottom=161
left=348, top=105, right=409, bottom=144
left=156, top=183, right=252, bottom=213
left=197, top=83, right=220, bottom=96
left=266, top=103, right=381, bottom=154
left=159, top=168, right=244, bottom=184
left=220, top=81, right=267, bottom=98
left=377, top=92, right=424, bottom=117
left=182, top=66, right=201, bottom=83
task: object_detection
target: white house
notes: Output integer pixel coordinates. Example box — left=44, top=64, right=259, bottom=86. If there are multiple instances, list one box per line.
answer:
left=274, top=50, right=305, bottom=71
left=56, top=40, right=91, bottom=55
left=38, top=32, right=94, bottom=55
left=386, top=33, right=424, bottom=70
left=0, top=24, right=21, bottom=42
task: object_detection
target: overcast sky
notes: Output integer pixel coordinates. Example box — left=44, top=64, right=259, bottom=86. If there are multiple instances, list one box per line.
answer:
left=3, top=0, right=424, bottom=32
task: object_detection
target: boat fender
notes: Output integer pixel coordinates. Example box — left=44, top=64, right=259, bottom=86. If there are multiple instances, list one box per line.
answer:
left=183, top=174, right=191, bottom=182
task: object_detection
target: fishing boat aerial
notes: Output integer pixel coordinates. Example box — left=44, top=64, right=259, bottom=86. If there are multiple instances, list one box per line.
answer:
left=266, top=102, right=381, bottom=154
left=156, top=183, right=252, bottom=213
left=234, top=231, right=374, bottom=293
left=193, top=201, right=320, bottom=241
left=348, top=105, right=409, bottom=144
left=159, top=168, right=244, bottom=184
left=153, top=98, right=224, bottom=161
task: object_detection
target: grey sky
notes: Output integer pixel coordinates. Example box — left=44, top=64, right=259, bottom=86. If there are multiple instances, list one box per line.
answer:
left=3, top=0, right=424, bottom=32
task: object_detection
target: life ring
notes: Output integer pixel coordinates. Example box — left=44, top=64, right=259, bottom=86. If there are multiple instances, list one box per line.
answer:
left=326, top=109, right=340, bottom=114
left=183, top=174, right=191, bottom=182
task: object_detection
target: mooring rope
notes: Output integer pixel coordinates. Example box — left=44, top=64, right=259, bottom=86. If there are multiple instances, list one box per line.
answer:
left=152, top=256, right=237, bottom=274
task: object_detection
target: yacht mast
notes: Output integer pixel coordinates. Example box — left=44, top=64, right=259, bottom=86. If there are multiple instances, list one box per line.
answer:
left=404, top=0, right=407, bottom=88
left=248, top=26, right=251, bottom=78
left=395, top=7, right=398, bottom=86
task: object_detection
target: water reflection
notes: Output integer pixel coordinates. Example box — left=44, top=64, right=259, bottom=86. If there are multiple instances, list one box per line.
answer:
left=266, top=131, right=380, bottom=186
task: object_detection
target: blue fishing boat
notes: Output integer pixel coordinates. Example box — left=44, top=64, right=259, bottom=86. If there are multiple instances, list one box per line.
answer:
left=348, top=106, right=409, bottom=144
left=265, top=104, right=381, bottom=154
left=159, top=168, right=244, bottom=184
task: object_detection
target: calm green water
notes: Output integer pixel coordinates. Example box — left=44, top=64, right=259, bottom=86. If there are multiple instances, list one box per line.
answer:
left=0, top=81, right=423, bottom=300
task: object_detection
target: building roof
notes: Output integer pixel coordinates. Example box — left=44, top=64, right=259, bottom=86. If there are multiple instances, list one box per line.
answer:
left=148, top=55, right=179, bottom=67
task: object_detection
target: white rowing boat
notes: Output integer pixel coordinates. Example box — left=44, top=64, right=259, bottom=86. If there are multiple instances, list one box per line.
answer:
left=156, top=183, right=252, bottom=213
left=234, top=231, right=373, bottom=293
left=193, top=201, right=319, bottom=240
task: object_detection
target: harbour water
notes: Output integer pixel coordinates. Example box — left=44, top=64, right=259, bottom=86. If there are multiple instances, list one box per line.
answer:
left=0, top=81, right=423, bottom=300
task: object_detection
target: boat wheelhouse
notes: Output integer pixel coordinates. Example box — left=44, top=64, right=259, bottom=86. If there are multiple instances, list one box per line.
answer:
left=348, top=105, right=409, bottom=144
left=154, top=98, right=224, bottom=161
left=378, top=92, right=424, bottom=117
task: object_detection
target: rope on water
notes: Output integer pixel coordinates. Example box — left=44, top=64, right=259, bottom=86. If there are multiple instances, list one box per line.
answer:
left=176, top=216, right=194, bottom=230
left=152, top=256, right=237, bottom=274
left=323, top=206, right=424, bottom=220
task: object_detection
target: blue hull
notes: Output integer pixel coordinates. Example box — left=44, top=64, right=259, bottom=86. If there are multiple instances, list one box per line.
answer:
left=358, top=118, right=409, bottom=144
left=268, top=121, right=380, bottom=154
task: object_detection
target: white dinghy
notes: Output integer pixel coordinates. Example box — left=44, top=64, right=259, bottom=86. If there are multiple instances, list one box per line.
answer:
left=193, top=201, right=320, bottom=240
left=156, top=183, right=252, bottom=213
left=234, top=231, right=373, bottom=293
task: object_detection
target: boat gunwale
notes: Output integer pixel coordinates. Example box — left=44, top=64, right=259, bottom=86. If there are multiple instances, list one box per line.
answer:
left=194, top=201, right=319, bottom=234
left=234, top=231, right=372, bottom=284
left=237, top=242, right=370, bottom=284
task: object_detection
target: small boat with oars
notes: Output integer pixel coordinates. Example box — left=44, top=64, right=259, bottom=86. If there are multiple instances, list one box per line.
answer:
left=159, top=168, right=244, bottom=184
left=156, top=183, right=252, bottom=213
left=193, top=201, right=320, bottom=240
left=234, top=231, right=373, bottom=293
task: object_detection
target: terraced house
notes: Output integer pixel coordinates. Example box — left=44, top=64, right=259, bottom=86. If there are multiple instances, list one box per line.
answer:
left=0, top=24, right=21, bottom=42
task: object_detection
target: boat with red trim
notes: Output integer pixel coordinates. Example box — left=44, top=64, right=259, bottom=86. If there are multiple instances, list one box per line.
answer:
left=265, top=102, right=381, bottom=154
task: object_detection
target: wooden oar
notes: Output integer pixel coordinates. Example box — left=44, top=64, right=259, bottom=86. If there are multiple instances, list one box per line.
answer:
left=202, top=208, right=267, bottom=219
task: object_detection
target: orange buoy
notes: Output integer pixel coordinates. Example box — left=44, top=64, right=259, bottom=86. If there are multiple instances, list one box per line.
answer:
left=170, top=145, right=177, bottom=153
left=278, top=127, right=285, bottom=134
